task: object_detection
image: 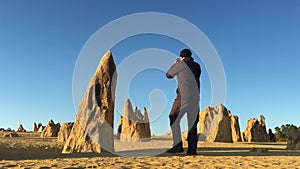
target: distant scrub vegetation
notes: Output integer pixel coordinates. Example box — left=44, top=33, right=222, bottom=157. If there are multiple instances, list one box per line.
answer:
left=274, top=124, right=299, bottom=141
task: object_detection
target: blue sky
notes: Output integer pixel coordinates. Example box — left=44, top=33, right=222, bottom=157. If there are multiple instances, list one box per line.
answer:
left=0, top=1, right=299, bottom=135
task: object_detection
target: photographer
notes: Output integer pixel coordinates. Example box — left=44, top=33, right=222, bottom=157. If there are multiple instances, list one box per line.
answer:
left=166, top=49, right=201, bottom=155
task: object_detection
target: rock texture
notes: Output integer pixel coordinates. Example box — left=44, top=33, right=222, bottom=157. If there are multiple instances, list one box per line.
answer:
left=3, top=132, right=19, bottom=137
left=40, top=119, right=61, bottom=137
left=57, top=122, right=74, bottom=143
left=37, top=123, right=45, bottom=133
left=38, top=123, right=43, bottom=129
left=62, top=50, right=117, bottom=153
left=286, top=125, right=300, bottom=150
left=33, top=123, right=38, bottom=132
left=231, top=116, right=242, bottom=142
left=144, top=107, right=151, bottom=139
left=242, top=115, right=269, bottom=142
left=198, top=104, right=242, bottom=142
left=117, top=99, right=151, bottom=142
left=268, top=129, right=276, bottom=142
left=17, top=124, right=26, bottom=132
left=38, top=126, right=45, bottom=133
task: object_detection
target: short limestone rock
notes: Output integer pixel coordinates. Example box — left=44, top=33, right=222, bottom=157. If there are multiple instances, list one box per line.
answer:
left=198, top=104, right=242, bottom=142
left=117, top=99, right=151, bottom=142
left=286, top=125, right=300, bottom=150
left=3, top=132, right=19, bottom=137
left=17, top=124, right=26, bottom=132
left=242, top=115, right=269, bottom=142
left=40, top=119, right=61, bottom=137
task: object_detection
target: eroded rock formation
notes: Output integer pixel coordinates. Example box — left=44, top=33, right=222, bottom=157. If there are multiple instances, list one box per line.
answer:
left=62, top=50, right=117, bottom=153
left=144, top=107, right=151, bottom=139
left=286, top=125, right=300, bottom=150
left=38, top=126, right=45, bottom=133
left=117, top=99, right=151, bottom=142
left=40, top=119, right=61, bottom=137
left=242, top=115, right=269, bottom=142
left=198, top=104, right=242, bottom=142
left=57, top=122, right=74, bottom=143
left=3, top=132, right=19, bottom=137
left=268, top=129, right=276, bottom=142
left=17, top=124, right=26, bottom=132
left=33, top=123, right=38, bottom=132
left=37, top=123, right=45, bottom=133
left=231, top=115, right=242, bottom=142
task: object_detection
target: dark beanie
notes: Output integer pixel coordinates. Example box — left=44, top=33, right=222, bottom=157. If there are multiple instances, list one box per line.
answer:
left=180, top=49, right=192, bottom=57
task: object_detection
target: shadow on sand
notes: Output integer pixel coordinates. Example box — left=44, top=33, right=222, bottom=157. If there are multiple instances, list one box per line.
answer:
left=1, top=146, right=300, bottom=160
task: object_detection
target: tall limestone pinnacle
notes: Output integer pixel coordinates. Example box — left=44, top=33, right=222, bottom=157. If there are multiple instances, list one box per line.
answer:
left=62, top=50, right=117, bottom=153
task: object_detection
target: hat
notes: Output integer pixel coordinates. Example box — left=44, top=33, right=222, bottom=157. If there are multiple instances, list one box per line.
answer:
left=180, top=49, right=192, bottom=58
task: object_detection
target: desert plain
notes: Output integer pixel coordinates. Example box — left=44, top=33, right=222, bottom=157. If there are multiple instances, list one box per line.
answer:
left=0, top=132, right=299, bottom=169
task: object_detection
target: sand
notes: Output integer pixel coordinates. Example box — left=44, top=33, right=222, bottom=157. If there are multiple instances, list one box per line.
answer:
left=1, top=132, right=299, bottom=169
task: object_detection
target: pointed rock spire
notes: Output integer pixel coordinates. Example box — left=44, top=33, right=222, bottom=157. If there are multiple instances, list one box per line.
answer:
left=117, top=98, right=151, bottom=142
left=33, top=123, right=38, bottom=132
left=122, top=98, right=134, bottom=120
left=62, top=50, right=117, bottom=153
left=143, top=107, right=151, bottom=139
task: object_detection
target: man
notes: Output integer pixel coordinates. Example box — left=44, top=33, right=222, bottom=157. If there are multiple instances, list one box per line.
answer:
left=166, top=49, right=201, bottom=155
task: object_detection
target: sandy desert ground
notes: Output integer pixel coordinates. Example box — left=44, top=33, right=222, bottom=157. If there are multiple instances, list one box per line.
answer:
left=0, top=132, right=299, bottom=169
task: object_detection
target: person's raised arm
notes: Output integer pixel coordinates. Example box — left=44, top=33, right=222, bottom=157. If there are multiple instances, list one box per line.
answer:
left=166, top=59, right=183, bottom=79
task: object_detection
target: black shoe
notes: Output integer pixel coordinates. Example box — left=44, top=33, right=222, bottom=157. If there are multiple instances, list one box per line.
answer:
left=166, top=146, right=184, bottom=153
left=186, top=150, right=197, bottom=156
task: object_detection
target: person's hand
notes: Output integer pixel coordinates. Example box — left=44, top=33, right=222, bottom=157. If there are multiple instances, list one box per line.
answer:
left=174, top=58, right=180, bottom=63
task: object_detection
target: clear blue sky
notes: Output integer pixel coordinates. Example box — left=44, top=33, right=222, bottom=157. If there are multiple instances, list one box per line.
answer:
left=1, top=0, right=299, bottom=135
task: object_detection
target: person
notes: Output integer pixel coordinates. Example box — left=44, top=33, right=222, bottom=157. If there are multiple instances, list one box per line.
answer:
left=166, top=49, right=201, bottom=155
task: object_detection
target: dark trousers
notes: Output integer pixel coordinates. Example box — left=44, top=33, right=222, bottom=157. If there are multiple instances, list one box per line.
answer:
left=169, top=99, right=199, bottom=153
